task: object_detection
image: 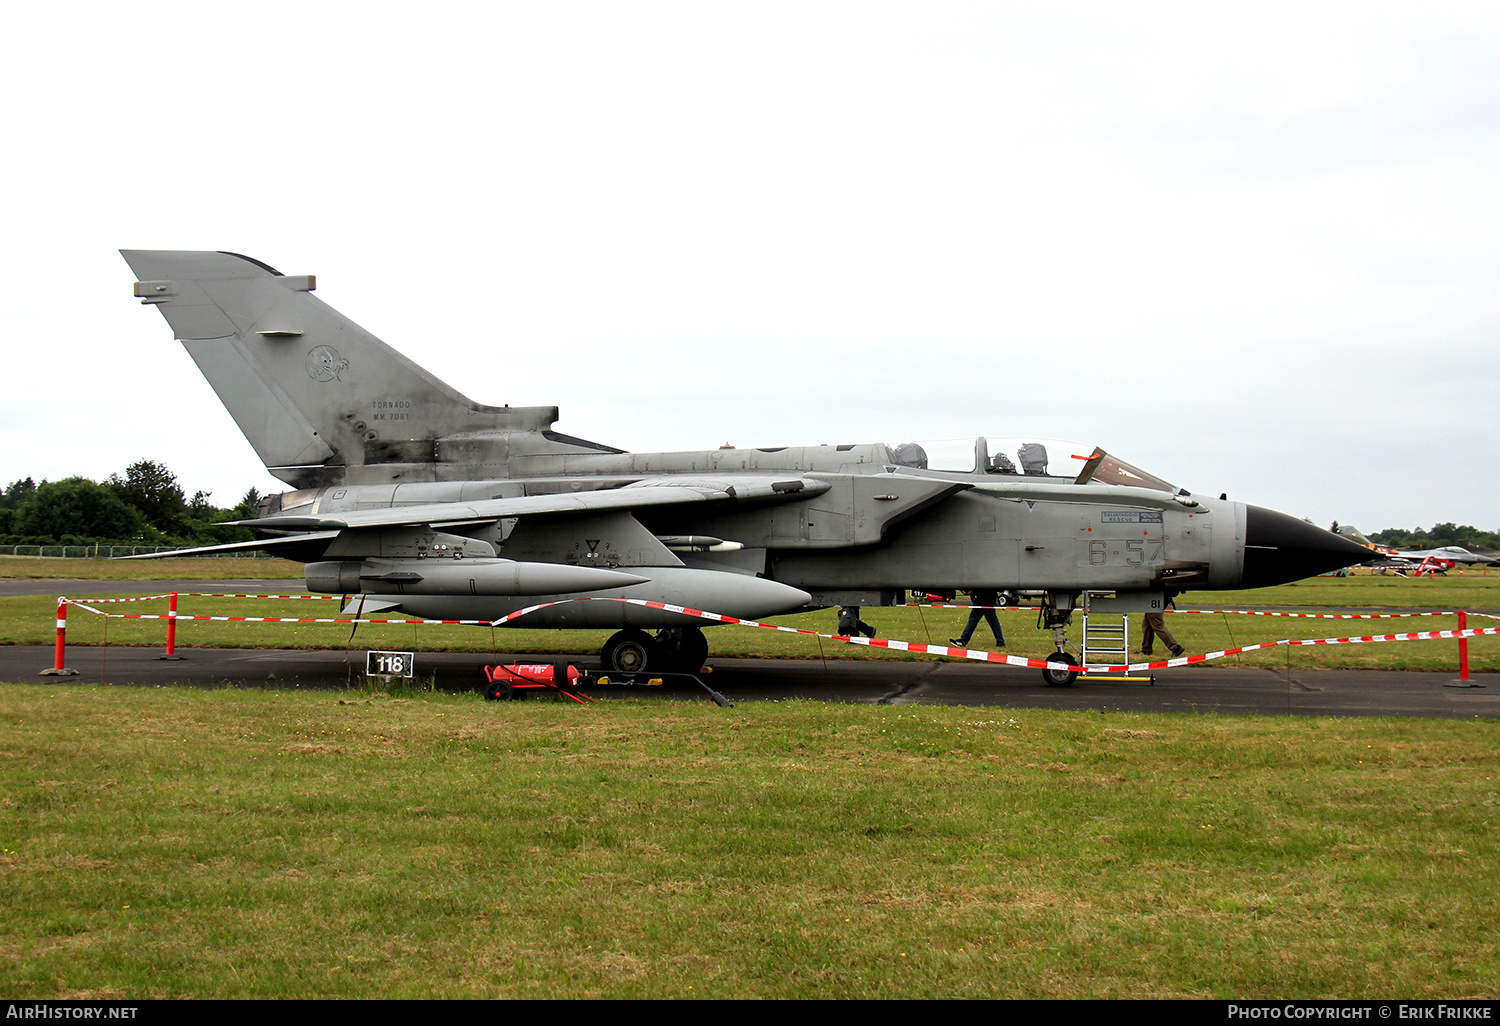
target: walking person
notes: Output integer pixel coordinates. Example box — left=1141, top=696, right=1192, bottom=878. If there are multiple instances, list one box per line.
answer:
left=837, top=605, right=876, bottom=639
left=1140, top=600, right=1185, bottom=657
left=950, top=589, right=1005, bottom=649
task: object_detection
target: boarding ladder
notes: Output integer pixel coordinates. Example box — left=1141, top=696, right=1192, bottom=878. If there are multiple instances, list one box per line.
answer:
left=1080, top=592, right=1130, bottom=667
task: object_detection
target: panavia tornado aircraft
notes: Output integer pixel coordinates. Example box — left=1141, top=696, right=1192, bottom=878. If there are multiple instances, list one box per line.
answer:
left=121, top=250, right=1370, bottom=684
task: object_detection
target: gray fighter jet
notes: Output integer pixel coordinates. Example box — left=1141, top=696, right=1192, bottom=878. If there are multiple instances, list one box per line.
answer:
left=121, top=250, right=1369, bottom=684
left=1391, top=545, right=1499, bottom=566
left=1336, top=527, right=1500, bottom=570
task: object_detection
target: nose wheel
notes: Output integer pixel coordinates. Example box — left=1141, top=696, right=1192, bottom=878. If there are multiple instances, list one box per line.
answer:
left=1041, top=651, right=1079, bottom=687
left=1038, top=593, right=1080, bottom=687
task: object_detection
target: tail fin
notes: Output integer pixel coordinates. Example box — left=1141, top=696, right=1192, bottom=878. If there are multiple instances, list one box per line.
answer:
left=122, top=250, right=599, bottom=488
left=1335, top=525, right=1374, bottom=547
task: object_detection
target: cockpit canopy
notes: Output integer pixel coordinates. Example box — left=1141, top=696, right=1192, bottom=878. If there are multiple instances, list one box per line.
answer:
left=885, top=437, right=1177, bottom=493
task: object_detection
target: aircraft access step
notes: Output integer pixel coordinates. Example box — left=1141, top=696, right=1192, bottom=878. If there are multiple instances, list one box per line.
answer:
left=1079, top=595, right=1153, bottom=684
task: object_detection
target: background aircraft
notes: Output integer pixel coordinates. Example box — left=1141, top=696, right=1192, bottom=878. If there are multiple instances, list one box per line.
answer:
left=1335, top=526, right=1499, bottom=573
left=121, top=250, right=1370, bottom=684
left=1390, top=545, right=1499, bottom=566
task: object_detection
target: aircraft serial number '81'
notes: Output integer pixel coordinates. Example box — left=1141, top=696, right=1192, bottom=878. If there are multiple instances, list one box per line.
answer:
left=120, top=250, right=1371, bottom=686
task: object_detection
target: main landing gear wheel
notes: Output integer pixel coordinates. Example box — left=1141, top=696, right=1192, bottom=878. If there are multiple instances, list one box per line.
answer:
left=1041, top=651, right=1078, bottom=688
left=602, top=629, right=659, bottom=677
left=654, top=627, right=709, bottom=674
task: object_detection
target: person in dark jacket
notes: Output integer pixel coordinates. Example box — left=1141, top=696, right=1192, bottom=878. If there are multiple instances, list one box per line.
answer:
left=837, top=606, right=876, bottom=638
left=950, top=589, right=1005, bottom=648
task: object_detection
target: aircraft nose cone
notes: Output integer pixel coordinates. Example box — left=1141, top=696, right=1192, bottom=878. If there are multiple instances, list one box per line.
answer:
left=1241, top=505, right=1374, bottom=589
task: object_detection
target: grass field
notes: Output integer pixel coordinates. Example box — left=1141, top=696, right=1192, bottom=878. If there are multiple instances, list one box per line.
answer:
left=0, top=555, right=304, bottom=581
left=1, top=684, right=1497, bottom=999
left=3, top=561, right=1499, bottom=999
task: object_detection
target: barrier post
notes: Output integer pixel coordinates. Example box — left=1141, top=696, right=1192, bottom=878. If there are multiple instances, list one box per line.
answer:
left=1445, top=609, right=1480, bottom=688
left=1457, top=609, right=1469, bottom=682
left=158, top=591, right=185, bottom=660
left=39, top=597, right=79, bottom=676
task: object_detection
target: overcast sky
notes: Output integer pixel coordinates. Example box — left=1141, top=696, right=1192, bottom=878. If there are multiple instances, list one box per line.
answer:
left=3, top=2, right=1495, bottom=532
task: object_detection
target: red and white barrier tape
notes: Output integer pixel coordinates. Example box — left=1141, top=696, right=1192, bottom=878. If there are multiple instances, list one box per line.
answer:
left=175, top=592, right=340, bottom=600
left=81, top=610, right=502, bottom=627
left=571, top=597, right=1500, bottom=673
left=64, top=593, right=338, bottom=604
left=58, top=594, right=1497, bottom=675
left=1176, top=607, right=1488, bottom=620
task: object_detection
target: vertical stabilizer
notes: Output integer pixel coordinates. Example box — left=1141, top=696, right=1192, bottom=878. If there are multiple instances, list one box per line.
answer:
left=121, top=250, right=564, bottom=487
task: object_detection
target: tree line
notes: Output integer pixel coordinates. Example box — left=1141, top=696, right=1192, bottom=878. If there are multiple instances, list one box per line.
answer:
left=1327, top=519, right=1500, bottom=553
left=0, top=461, right=260, bottom=547
left=1364, top=523, right=1500, bottom=553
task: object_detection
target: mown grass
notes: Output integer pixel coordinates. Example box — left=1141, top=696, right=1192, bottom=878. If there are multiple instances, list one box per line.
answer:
left=1205, top=569, right=1500, bottom=611
left=0, top=555, right=302, bottom=581
left=0, top=684, right=1496, bottom=999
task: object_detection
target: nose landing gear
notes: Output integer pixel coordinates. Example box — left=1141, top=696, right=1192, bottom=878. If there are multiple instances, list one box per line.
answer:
left=1038, top=593, right=1080, bottom=687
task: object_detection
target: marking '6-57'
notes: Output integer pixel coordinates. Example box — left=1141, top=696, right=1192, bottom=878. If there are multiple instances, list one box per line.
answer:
left=1089, top=538, right=1165, bottom=565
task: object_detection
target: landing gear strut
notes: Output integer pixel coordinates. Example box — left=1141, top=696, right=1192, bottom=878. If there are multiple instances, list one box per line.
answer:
left=654, top=627, right=709, bottom=673
left=1037, top=593, right=1080, bottom=687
